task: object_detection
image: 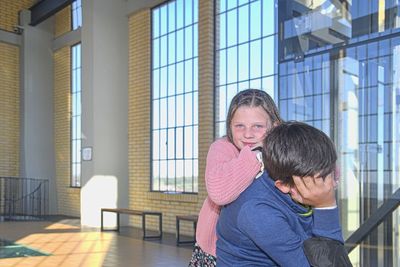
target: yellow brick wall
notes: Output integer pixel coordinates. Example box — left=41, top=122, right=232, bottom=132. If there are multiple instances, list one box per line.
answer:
left=128, top=0, right=215, bottom=235
left=0, top=42, right=20, bottom=177
left=0, top=0, right=33, bottom=32
left=0, top=0, right=33, bottom=178
left=53, top=47, right=81, bottom=217
left=54, top=5, right=71, bottom=38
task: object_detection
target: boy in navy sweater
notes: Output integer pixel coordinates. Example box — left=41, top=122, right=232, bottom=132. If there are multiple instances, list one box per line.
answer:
left=216, top=121, right=345, bottom=266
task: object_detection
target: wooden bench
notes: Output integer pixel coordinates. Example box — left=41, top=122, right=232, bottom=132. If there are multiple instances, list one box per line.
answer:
left=176, top=215, right=198, bottom=245
left=101, top=208, right=162, bottom=239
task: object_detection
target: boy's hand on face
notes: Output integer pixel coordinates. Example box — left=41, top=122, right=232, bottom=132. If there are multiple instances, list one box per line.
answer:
left=291, top=174, right=337, bottom=208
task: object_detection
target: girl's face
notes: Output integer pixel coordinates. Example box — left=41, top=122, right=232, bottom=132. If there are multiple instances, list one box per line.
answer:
left=230, top=106, right=272, bottom=150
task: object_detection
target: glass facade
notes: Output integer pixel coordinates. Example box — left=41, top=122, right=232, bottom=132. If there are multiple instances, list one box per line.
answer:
left=151, top=0, right=199, bottom=193
left=215, top=0, right=399, bottom=265
left=278, top=1, right=400, bottom=266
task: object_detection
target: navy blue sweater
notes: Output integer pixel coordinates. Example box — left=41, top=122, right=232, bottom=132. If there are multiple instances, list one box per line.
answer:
left=216, top=172, right=343, bottom=267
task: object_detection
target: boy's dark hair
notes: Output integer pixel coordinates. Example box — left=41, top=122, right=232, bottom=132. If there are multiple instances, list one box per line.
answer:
left=262, top=121, right=337, bottom=185
left=226, top=89, right=282, bottom=143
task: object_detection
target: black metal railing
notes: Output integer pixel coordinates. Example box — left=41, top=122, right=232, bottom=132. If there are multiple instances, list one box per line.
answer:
left=345, top=187, right=400, bottom=253
left=0, top=177, right=49, bottom=221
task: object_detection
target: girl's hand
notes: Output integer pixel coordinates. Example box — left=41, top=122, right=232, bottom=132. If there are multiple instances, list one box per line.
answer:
left=291, top=174, right=337, bottom=208
left=250, top=142, right=263, bottom=152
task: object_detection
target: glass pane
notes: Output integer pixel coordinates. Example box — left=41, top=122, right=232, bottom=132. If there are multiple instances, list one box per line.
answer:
left=153, top=9, right=160, bottom=38
left=250, top=0, right=261, bottom=40
left=219, top=49, right=227, bottom=85
left=160, top=5, right=167, bottom=35
left=238, top=43, right=249, bottom=81
left=176, top=0, right=184, bottom=29
left=168, top=65, right=176, bottom=96
left=185, top=0, right=193, bottom=26
left=168, top=34, right=176, bottom=65
left=185, top=60, right=193, bottom=92
left=219, top=13, right=226, bottom=49
left=176, top=127, right=183, bottom=158
left=184, top=127, right=193, bottom=158
left=185, top=93, right=193, bottom=125
left=160, top=98, right=167, bottom=128
left=176, top=29, right=184, bottom=61
left=160, top=35, right=167, bottom=67
left=226, top=0, right=237, bottom=10
left=262, top=36, right=274, bottom=76
left=250, top=40, right=261, bottom=79
left=168, top=97, right=175, bottom=127
left=227, top=46, right=238, bottom=83
left=176, top=62, right=184, bottom=94
left=176, top=94, right=184, bottom=126
left=185, top=26, right=193, bottom=59
left=153, top=69, right=160, bottom=99
left=160, top=130, right=167, bottom=159
left=160, top=67, right=167, bottom=97
left=238, top=5, right=249, bottom=44
left=262, top=0, right=274, bottom=36
left=153, top=131, right=159, bottom=160
left=168, top=129, right=175, bottom=159
left=227, top=9, right=237, bottom=46
left=168, top=2, right=176, bottom=32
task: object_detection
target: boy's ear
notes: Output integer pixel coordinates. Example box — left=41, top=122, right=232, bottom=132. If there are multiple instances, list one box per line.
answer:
left=274, top=180, right=291, bottom=194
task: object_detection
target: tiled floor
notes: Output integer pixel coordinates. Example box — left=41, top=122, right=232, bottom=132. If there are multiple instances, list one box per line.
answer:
left=0, top=218, right=193, bottom=267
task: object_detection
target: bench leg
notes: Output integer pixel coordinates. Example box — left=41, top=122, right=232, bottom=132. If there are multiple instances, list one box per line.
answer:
left=101, top=211, right=119, bottom=232
left=142, top=213, right=162, bottom=240
left=116, top=213, right=120, bottom=232
left=101, top=210, right=104, bottom=231
left=176, top=217, right=181, bottom=245
left=159, top=214, right=163, bottom=239
left=176, top=219, right=196, bottom=246
left=142, top=214, right=146, bottom=239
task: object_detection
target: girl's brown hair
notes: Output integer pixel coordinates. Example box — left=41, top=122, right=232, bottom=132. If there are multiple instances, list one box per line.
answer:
left=226, top=89, right=283, bottom=143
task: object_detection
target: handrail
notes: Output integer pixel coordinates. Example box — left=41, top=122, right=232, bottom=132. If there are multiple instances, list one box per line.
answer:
left=344, top=187, right=400, bottom=253
left=0, top=177, right=49, bottom=220
left=7, top=181, right=44, bottom=202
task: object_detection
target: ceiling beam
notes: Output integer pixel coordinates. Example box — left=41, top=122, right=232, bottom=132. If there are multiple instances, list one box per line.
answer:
left=29, top=0, right=74, bottom=26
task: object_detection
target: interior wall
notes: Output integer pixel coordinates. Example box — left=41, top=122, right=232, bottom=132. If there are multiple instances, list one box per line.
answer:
left=19, top=10, right=58, bottom=213
left=80, top=0, right=129, bottom=227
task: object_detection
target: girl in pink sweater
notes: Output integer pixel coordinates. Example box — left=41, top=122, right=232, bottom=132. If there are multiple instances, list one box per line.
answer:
left=188, top=89, right=282, bottom=266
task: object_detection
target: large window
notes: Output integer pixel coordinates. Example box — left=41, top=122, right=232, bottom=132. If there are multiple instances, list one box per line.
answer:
left=215, top=0, right=277, bottom=137
left=151, top=0, right=198, bottom=193
left=71, top=43, right=82, bottom=187
left=72, top=0, right=82, bottom=30
left=70, top=1, right=82, bottom=187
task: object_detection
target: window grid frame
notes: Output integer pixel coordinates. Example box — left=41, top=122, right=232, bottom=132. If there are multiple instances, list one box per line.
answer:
left=151, top=0, right=198, bottom=194
left=215, top=0, right=278, bottom=138
left=70, top=43, right=82, bottom=188
left=71, top=0, right=82, bottom=30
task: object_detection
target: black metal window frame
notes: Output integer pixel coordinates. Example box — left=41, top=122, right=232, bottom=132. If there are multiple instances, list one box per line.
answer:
left=151, top=0, right=199, bottom=193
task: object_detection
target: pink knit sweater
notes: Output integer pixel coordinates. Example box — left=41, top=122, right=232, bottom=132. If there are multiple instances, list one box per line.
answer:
left=196, top=138, right=261, bottom=256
